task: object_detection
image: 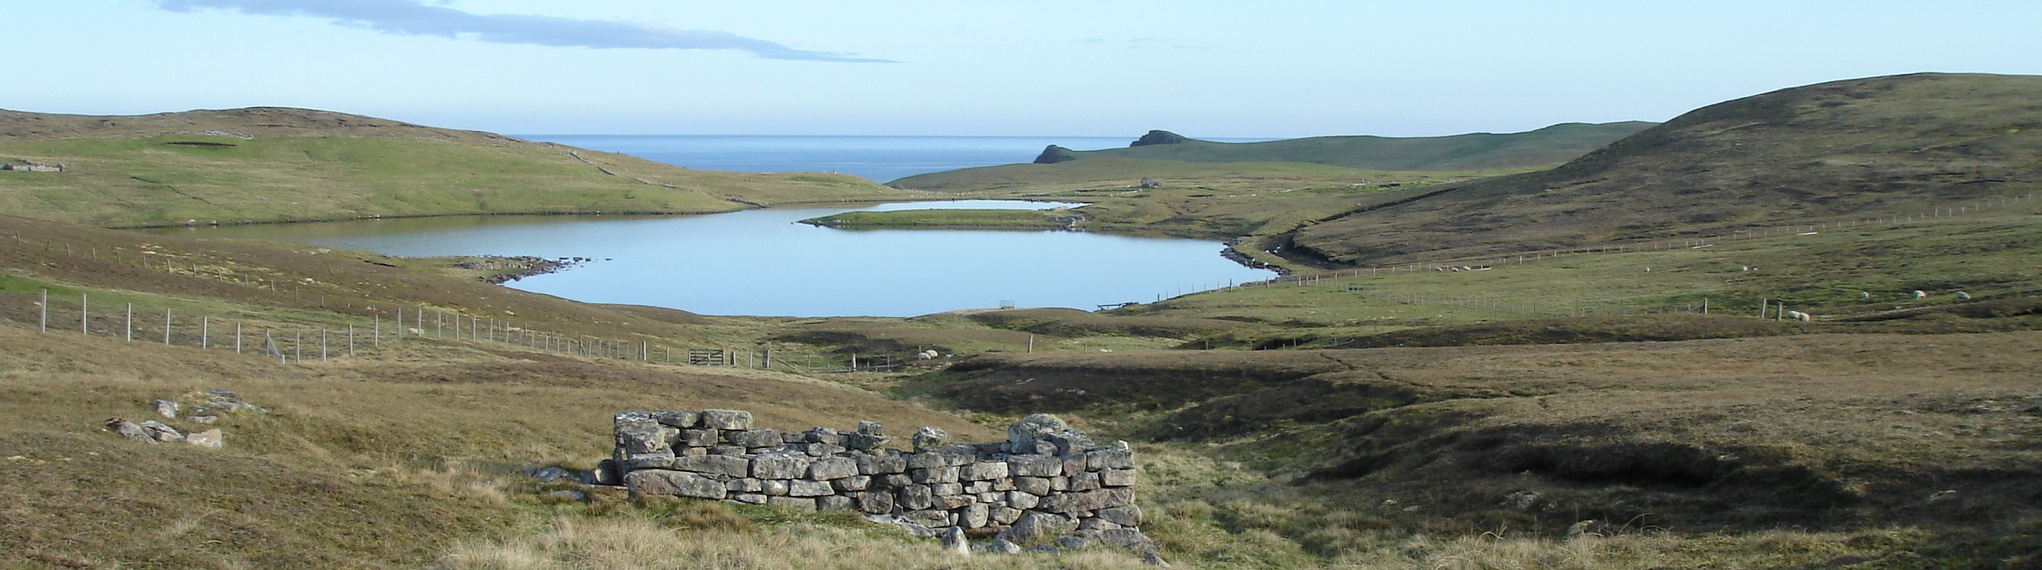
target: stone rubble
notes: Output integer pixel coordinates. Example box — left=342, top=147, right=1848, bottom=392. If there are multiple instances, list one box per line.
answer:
left=105, top=389, right=258, bottom=449
left=607, top=409, right=1157, bottom=557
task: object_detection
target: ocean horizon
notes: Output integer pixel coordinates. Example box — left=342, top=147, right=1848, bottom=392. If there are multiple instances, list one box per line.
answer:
left=518, top=134, right=1271, bottom=184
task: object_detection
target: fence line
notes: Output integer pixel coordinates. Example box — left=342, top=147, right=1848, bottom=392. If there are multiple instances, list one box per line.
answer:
left=0, top=289, right=845, bottom=370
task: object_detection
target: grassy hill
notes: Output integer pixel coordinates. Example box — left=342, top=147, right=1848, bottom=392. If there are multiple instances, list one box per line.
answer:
left=1028, top=122, right=1654, bottom=171
left=0, top=107, right=915, bottom=228
left=1284, top=73, right=2042, bottom=265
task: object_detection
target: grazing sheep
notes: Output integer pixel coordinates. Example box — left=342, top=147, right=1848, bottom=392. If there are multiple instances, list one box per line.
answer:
left=1956, top=291, right=1972, bottom=300
left=1913, top=290, right=1928, bottom=299
left=1785, top=310, right=1812, bottom=322
left=1859, top=291, right=1871, bottom=299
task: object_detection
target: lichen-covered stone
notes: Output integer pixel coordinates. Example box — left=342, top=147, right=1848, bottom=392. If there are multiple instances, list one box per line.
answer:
left=912, top=466, right=959, bottom=484
left=1088, top=448, right=1135, bottom=470
left=856, top=490, right=895, bottom=514
left=1008, top=455, right=1061, bottom=477
left=675, top=454, right=749, bottom=477
left=959, top=503, right=991, bottom=529
left=626, top=469, right=725, bottom=500
left=751, top=453, right=812, bottom=479
left=650, top=410, right=700, bottom=429
left=1003, top=512, right=1078, bottom=545
left=1102, top=468, right=1137, bottom=487
left=726, top=428, right=781, bottom=449
left=857, top=453, right=908, bottom=475
left=1096, top=505, right=1142, bottom=527
left=912, top=426, right=950, bottom=452
left=964, top=461, right=1009, bottom=481
left=809, top=456, right=858, bottom=480
left=817, top=495, right=856, bottom=511
left=901, top=485, right=935, bottom=510
left=1007, top=413, right=1069, bottom=443
left=789, top=479, right=832, bottom=497
left=701, top=409, right=752, bottom=430
left=833, top=475, right=871, bottom=492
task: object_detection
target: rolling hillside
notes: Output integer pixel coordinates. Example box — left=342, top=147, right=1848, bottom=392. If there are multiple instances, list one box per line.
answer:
left=0, top=107, right=913, bottom=227
left=1284, top=73, right=2042, bottom=265
left=1031, top=122, right=1654, bottom=171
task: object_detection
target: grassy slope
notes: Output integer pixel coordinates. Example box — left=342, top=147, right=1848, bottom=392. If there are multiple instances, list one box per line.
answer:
left=1047, top=122, right=1656, bottom=171
left=1286, top=73, right=2042, bottom=265
left=0, top=107, right=913, bottom=227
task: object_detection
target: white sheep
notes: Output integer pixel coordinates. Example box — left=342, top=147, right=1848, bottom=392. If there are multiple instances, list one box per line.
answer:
left=1859, top=291, right=1871, bottom=300
left=1913, top=290, right=1928, bottom=299
left=1956, top=291, right=1972, bottom=300
left=1785, top=310, right=1812, bottom=322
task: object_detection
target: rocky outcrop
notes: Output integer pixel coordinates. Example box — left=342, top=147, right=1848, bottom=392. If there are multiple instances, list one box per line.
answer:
left=1129, top=130, right=1188, bottom=147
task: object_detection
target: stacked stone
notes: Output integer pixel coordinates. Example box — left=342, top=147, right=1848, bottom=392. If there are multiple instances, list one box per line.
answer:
left=608, top=409, right=1140, bottom=537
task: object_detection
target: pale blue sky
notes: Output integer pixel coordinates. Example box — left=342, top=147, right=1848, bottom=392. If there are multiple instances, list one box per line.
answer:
left=7, top=1, right=2039, bottom=137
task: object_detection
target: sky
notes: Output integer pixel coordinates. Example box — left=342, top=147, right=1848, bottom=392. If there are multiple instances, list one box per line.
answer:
left=7, top=0, right=2041, bottom=137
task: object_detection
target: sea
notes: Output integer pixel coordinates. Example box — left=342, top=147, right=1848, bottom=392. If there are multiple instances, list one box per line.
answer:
left=516, top=135, right=1268, bottom=184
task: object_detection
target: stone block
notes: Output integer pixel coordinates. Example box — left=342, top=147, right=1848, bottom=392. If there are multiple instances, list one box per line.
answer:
left=701, top=409, right=752, bottom=430
left=964, top=461, right=1009, bottom=481
left=940, top=495, right=974, bottom=509
left=1007, top=413, right=1070, bottom=443
left=858, top=453, right=908, bottom=475
left=1061, top=454, right=1089, bottom=477
left=856, top=490, right=895, bottom=514
left=905, top=451, right=947, bottom=470
left=623, top=451, right=675, bottom=470
left=805, top=427, right=842, bottom=445
left=842, top=432, right=888, bottom=451
left=906, top=509, right=952, bottom=528
left=1043, top=488, right=1135, bottom=514
left=767, top=496, right=815, bottom=511
left=1101, top=468, right=1136, bottom=487
left=1071, top=472, right=1101, bottom=492
left=732, top=493, right=767, bottom=504
left=726, top=428, right=781, bottom=449
left=650, top=410, right=700, bottom=429
left=833, top=475, right=871, bottom=492
left=931, top=483, right=963, bottom=497
left=879, top=473, right=914, bottom=488
left=1050, top=476, right=1070, bottom=492
left=817, top=495, right=856, bottom=511
left=781, top=432, right=807, bottom=444
left=710, top=444, right=745, bottom=455
left=724, top=478, right=763, bottom=493
left=804, top=443, right=844, bottom=457
left=1007, top=490, right=1040, bottom=510
left=675, top=454, right=749, bottom=478
left=1013, top=477, right=1051, bottom=496
left=592, top=459, right=624, bottom=486
left=751, top=453, right=812, bottom=479
left=1008, top=455, right=1062, bottom=477
left=959, top=503, right=991, bottom=529
left=678, top=447, right=708, bottom=457
left=992, top=506, right=1024, bottom=525
left=965, top=481, right=991, bottom=494
left=1095, top=505, right=1142, bottom=527
left=993, top=478, right=1015, bottom=492
left=762, top=479, right=790, bottom=497
left=942, top=448, right=977, bottom=467
left=1088, top=448, right=1135, bottom=470
left=911, top=426, right=950, bottom=452
left=911, top=466, right=959, bottom=484
left=680, top=429, right=716, bottom=447
left=789, top=479, right=833, bottom=497
left=901, top=485, right=934, bottom=510
left=625, top=470, right=725, bottom=500
left=616, top=415, right=677, bottom=455
left=977, top=492, right=1002, bottom=505
left=1047, top=433, right=1096, bottom=456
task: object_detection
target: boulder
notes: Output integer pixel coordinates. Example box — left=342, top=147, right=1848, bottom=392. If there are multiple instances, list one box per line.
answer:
left=1001, top=512, right=1077, bottom=545
left=809, top=457, right=859, bottom=480
left=1007, top=413, right=1069, bottom=443
left=153, top=399, right=180, bottom=419
left=139, top=421, right=184, bottom=443
left=940, top=526, right=971, bottom=556
left=750, top=453, right=812, bottom=479
left=675, top=454, right=749, bottom=477
left=185, top=429, right=224, bottom=450
left=105, top=418, right=155, bottom=444
left=650, top=410, right=700, bottom=429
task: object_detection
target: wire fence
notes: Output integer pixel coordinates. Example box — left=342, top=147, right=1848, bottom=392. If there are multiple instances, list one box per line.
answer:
left=0, top=288, right=887, bottom=371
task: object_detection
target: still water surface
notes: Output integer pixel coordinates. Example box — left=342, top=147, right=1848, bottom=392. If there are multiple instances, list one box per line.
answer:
left=155, top=201, right=1275, bottom=317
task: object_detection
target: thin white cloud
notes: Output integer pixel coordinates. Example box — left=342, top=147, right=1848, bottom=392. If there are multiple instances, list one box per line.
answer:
left=155, top=0, right=892, bottom=63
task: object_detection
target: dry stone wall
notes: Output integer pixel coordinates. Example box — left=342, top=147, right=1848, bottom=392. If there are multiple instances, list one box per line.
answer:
left=607, top=409, right=1141, bottom=538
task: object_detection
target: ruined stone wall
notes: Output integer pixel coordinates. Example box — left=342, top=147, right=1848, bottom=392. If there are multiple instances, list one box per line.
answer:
left=607, top=409, right=1140, bottom=537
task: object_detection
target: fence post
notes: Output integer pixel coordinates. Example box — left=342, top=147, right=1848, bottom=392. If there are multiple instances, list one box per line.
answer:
left=295, top=330, right=302, bottom=362
left=373, top=313, right=380, bottom=347
left=235, top=322, right=243, bottom=354
left=202, top=317, right=209, bottom=349
left=81, top=293, right=89, bottom=335
left=164, top=308, right=172, bottom=345
left=322, top=329, right=329, bottom=361
left=40, top=289, right=47, bottom=333
left=348, top=324, right=355, bottom=355
left=1758, top=298, right=1767, bottom=319
left=126, top=303, right=133, bottom=342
